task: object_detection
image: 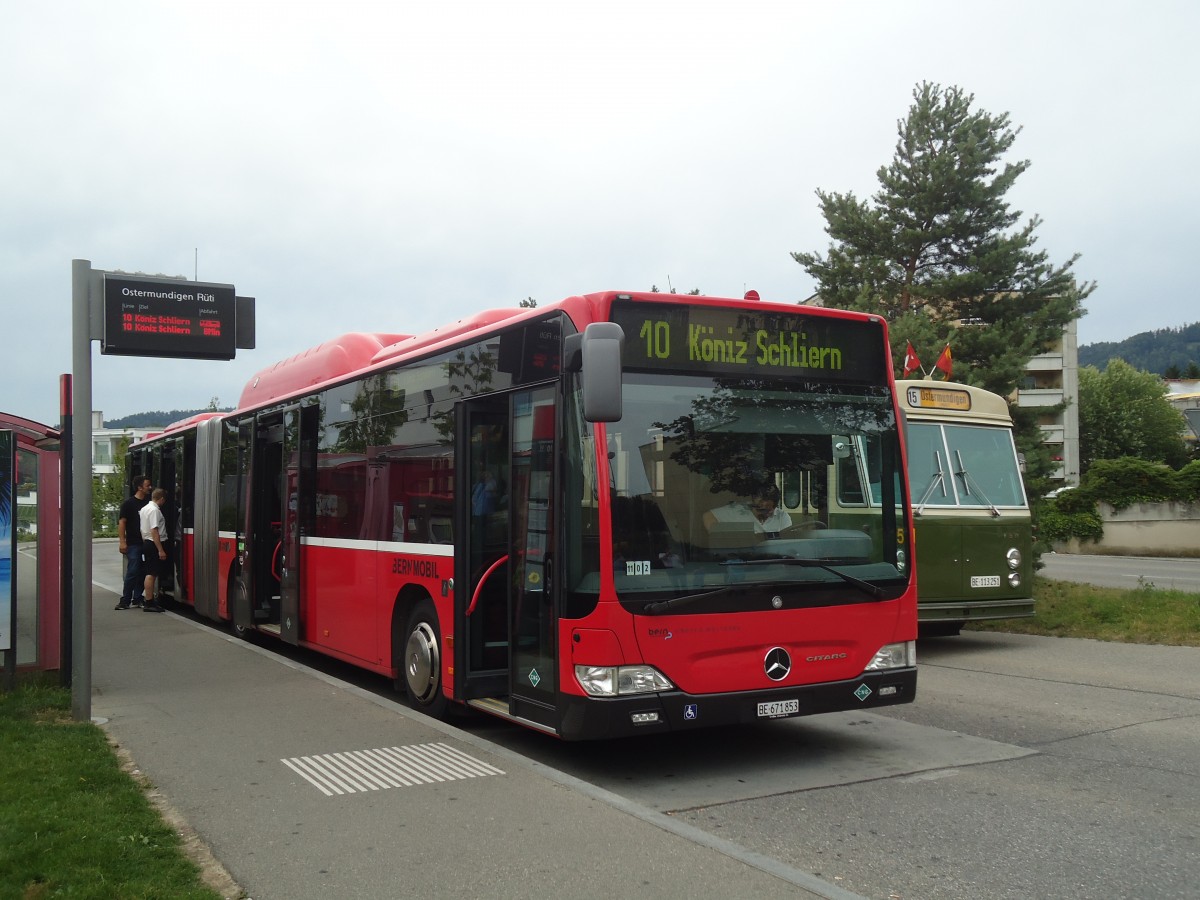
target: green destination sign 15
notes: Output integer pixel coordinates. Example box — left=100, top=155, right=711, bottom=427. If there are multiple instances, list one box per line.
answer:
left=609, top=299, right=887, bottom=382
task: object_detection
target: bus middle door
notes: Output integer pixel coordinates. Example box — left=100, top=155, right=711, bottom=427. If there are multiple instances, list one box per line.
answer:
left=455, top=397, right=510, bottom=702
left=278, top=404, right=317, bottom=645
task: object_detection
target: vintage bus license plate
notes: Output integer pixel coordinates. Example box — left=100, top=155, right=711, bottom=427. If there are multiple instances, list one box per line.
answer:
left=758, top=699, right=800, bottom=718
left=970, top=575, right=1002, bottom=588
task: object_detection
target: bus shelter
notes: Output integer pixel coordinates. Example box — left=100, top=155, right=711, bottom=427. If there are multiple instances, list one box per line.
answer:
left=1, top=413, right=62, bottom=674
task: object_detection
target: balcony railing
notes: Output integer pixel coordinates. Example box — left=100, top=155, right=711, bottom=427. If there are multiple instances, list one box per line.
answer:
left=1017, top=389, right=1065, bottom=407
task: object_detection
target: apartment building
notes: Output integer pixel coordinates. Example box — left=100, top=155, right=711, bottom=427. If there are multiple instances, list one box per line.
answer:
left=1016, top=318, right=1080, bottom=489
left=1165, top=380, right=1200, bottom=451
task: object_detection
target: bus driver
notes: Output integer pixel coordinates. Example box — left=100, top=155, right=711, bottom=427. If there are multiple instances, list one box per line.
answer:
left=703, top=482, right=793, bottom=539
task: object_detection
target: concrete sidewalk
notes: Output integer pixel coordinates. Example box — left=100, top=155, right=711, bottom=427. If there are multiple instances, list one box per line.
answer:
left=89, top=567, right=859, bottom=900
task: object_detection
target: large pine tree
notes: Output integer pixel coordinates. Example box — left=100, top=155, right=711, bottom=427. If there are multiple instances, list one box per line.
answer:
left=793, top=82, right=1092, bottom=400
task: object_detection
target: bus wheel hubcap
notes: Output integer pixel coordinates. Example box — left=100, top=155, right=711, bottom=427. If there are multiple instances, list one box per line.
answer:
left=406, top=623, right=439, bottom=702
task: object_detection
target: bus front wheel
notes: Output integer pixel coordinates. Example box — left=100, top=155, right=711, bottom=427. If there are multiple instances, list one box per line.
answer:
left=400, top=600, right=447, bottom=718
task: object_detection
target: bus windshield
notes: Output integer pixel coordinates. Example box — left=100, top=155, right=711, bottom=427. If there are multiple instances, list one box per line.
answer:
left=591, top=372, right=906, bottom=606
left=908, top=422, right=1027, bottom=510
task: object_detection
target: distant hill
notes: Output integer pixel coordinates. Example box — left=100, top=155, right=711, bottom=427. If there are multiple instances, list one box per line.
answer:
left=106, top=409, right=232, bottom=429
left=1079, top=322, right=1200, bottom=375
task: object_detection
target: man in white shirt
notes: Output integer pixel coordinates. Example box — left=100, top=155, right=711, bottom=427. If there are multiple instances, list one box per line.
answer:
left=139, top=488, right=169, bottom=613
left=704, top=482, right=793, bottom=539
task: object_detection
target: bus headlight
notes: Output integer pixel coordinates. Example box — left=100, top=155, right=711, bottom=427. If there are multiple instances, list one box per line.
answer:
left=864, top=641, right=916, bottom=671
left=1006, top=548, right=1022, bottom=569
left=575, top=665, right=675, bottom=697
left=895, top=548, right=907, bottom=574
left=1008, top=572, right=1021, bottom=588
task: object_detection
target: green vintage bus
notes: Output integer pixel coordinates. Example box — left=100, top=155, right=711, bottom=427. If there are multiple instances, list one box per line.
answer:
left=896, top=380, right=1034, bottom=636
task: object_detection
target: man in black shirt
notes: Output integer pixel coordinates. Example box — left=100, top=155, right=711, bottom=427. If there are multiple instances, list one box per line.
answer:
left=115, top=474, right=152, bottom=610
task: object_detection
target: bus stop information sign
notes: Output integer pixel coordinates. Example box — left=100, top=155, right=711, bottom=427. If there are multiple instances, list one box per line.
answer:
left=101, top=274, right=237, bottom=360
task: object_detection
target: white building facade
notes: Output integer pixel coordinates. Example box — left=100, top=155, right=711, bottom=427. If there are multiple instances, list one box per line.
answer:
left=1016, top=319, right=1080, bottom=489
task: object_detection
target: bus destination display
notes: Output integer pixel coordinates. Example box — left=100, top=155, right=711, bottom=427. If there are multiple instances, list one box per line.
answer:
left=102, top=275, right=237, bottom=360
left=906, top=386, right=972, bottom=411
left=610, top=300, right=886, bottom=382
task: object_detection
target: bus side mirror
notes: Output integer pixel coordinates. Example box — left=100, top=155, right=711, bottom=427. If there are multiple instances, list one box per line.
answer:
left=576, top=322, right=624, bottom=422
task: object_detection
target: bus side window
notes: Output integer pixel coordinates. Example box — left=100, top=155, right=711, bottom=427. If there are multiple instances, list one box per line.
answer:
left=836, top=457, right=865, bottom=505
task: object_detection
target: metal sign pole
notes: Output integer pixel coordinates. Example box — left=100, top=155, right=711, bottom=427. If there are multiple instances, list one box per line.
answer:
left=70, top=259, right=96, bottom=721
left=67, top=259, right=250, bottom=719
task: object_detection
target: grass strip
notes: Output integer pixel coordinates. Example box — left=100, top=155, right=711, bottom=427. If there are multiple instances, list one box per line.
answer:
left=968, top=576, right=1200, bottom=645
left=0, top=682, right=223, bottom=899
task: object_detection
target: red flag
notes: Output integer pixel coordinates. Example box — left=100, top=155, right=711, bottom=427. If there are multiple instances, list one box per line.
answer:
left=934, top=344, right=953, bottom=380
left=902, top=341, right=922, bottom=378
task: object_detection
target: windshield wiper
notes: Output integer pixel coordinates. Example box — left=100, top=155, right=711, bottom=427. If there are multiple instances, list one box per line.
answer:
left=915, top=450, right=948, bottom=517
left=954, top=449, right=1000, bottom=517
left=723, top=558, right=885, bottom=599
left=642, top=586, right=740, bottom=616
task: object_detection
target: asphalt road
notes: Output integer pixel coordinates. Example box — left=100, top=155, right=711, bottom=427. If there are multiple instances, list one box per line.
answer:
left=1039, top=552, right=1200, bottom=592
left=90, top=543, right=1200, bottom=899
left=455, top=632, right=1200, bottom=899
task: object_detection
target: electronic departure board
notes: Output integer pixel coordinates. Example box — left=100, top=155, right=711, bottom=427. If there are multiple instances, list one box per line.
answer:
left=101, top=274, right=238, bottom=360
left=609, top=299, right=888, bottom=383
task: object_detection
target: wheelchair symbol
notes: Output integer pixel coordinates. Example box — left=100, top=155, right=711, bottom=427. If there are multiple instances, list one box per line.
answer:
left=684, top=704, right=698, bottom=720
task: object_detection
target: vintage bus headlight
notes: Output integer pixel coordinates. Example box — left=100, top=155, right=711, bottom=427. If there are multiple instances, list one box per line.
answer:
left=575, top=665, right=674, bottom=697
left=864, top=641, right=916, bottom=671
left=1008, top=572, right=1021, bottom=588
left=1006, top=548, right=1022, bottom=569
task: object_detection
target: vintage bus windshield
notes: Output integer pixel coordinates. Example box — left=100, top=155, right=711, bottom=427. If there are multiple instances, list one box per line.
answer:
left=584, top=372, right=906, bottom=604
left=908, top=422, right=1027, bottom=511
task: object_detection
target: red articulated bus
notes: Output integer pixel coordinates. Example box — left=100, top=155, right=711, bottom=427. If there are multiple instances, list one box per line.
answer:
left=130, top=291, right=917, bottom=739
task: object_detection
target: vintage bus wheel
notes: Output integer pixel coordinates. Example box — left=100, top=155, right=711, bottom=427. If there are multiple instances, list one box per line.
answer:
left=920, top=621, right=964, bottom=638
left=402, top=601, right=447, bottom=717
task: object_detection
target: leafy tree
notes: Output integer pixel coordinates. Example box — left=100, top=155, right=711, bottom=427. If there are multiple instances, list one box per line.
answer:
left=792, top=81, right=1094, bottom=490
left=1077, top=359, right=1189, bottom=473
left=93, top=435, right=131, bottom=535
left=519, top=297, right=537, bottom=308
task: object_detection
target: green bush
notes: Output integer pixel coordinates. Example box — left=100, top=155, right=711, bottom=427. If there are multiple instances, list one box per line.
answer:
left=1052, top=486, right=1094, bottom=514
left=1036, top=505, right=1104, bottom=544
left=1083, top=457, right=1180, bottom=510
left=1174, top=460, right=1200, bottom=500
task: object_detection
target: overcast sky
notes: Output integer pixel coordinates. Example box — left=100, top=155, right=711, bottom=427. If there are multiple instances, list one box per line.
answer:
left=3, top=1, right=1196, bottom=426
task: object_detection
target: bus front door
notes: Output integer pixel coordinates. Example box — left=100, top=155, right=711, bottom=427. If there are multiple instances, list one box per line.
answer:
left=507, top=387, right=559, bottom=729
left=456, top=387, right=560, bottom=734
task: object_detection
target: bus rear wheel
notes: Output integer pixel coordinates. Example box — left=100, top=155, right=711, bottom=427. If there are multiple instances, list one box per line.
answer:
left=230, top=579, right=256, bottom=642
left=400, top=600, right=447, bottom=718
